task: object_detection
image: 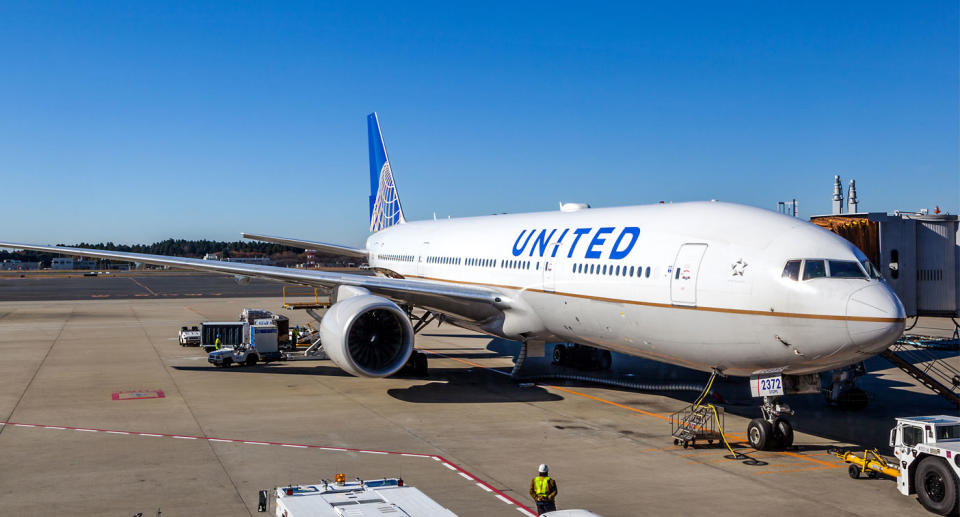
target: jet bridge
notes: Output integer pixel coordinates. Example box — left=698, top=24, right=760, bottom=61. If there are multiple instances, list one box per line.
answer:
left=811, top=212, right=959, bottom=318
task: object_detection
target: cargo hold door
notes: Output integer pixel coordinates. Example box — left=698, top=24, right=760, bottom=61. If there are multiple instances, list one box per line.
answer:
left=670, top=243, right=708, bottom=306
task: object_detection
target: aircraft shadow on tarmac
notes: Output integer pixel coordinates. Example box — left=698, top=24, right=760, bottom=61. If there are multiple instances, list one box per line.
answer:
left=387, top=375, right=563, bottom=404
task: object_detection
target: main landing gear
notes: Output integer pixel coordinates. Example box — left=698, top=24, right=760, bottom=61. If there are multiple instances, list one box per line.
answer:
left=747, top=396, right=794, bottom=451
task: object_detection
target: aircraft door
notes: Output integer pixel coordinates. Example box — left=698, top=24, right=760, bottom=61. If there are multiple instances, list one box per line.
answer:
left=670, top=243, right=708, bottom=306
left=541, top=242, right=565, bottom=292
left=416, top=241, right=430, bottom=276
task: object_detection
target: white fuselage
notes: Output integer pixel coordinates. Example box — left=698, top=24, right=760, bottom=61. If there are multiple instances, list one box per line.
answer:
left=366, top=201, right=905, bottom=377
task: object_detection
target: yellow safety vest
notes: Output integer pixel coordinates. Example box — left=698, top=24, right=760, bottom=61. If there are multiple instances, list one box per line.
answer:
left=534, top=476, right=552, bottom=498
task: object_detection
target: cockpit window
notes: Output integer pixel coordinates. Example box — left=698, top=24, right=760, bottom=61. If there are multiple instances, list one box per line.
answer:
left=802, top=260, right=826, bottom=280
left=782, top=260, right=801, bottom=281
left=828, top=260, right=866, bottom=279
left=860, top=259, right=883, bottom=280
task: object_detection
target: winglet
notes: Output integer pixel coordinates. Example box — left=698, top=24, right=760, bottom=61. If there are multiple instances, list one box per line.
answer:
left=367, top=112, right=406, bottom=232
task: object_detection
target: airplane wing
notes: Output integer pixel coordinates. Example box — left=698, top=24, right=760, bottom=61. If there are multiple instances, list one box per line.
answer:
left=0, top=242, right=506, bottom=323
left=240, top=232, right=367, bottom=258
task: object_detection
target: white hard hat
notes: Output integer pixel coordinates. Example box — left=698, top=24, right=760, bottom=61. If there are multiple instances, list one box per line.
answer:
left=538, top=464, right=548, bottom=473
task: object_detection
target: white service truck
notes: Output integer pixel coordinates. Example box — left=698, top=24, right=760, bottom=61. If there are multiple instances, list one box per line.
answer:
left=208, top=322, right=283, bottom=367
left=257, top=476, right=457, bottom=516
left=178, top=326, right=201, bottom=346
left=890, top=415, right=960, bottom=515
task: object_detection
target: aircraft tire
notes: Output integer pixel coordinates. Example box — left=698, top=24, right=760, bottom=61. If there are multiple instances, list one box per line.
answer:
left=553, top=345, right=566, bottom=366
left=774, top=418, right=794, bottom=450
left=747, top=418, right=773, bottom=451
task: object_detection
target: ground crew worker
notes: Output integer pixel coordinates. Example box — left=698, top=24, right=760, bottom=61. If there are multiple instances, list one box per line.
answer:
left=292, top=327, right=299, bottom=344
left=214, top=333, right=222, bottom=350
left=529, top=464, right=557, bottom=515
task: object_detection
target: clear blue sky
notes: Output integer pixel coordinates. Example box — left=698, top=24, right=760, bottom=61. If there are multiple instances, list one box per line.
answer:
left=1, top=2, right=956, bottom=248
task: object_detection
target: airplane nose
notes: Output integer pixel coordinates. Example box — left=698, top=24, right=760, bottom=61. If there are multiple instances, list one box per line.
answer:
left=846, top=283, right=906, bottom=353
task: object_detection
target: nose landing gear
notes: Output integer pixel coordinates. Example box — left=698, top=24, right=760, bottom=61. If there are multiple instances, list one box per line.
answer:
left=747, top=396, right=794, bottom=451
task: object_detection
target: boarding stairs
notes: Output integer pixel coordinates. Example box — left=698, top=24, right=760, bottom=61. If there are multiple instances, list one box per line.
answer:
left=881, top=337, right=960, bottom=408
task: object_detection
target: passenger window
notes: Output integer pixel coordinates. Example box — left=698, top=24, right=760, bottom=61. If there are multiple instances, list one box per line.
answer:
left=902, top=426, right=923, bottom=447
left=802, top=260, right=826, bottom=280
left=589, top=264, right=595, bottom=274
left=615, top=265, right=620, bottom=276
left=629, top=266, right=635, bottom=276
left=828, top=260, right=866, bottom=278
left=645, top=267, right=651, bottom=278
left=602, top=265, right=607, bottom=275
left=781, top=260, right=801, bottom=281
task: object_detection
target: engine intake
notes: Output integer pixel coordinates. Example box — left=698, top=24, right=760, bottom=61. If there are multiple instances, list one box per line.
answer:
left=319, top=295, right=414, bottom=377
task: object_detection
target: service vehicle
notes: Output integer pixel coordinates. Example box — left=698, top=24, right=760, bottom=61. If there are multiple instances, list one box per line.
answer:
left=208, top=323, right=282, bottom=367
left=178, top=326, right=201, bottom=346
left=890, top=415, right=960, bottom=515
left=257, top=475, right=457, bottom=516
left=840, top=415, right=960, bottom=515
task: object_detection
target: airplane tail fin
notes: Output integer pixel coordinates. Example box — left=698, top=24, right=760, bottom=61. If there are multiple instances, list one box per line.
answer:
left=368, top=112, right=406, bottom=232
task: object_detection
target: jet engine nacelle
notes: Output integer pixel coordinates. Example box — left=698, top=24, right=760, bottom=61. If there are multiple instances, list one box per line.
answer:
left=320, top=294, right=414, bottom=377
left=234, top=275, right=251, bottom=285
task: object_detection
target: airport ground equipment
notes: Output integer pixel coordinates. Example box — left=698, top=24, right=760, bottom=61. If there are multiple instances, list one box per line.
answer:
left=882, top=338, right=960, bottom=408
left=281, top=285, right=331, bottom=310
left=837, top=415, right=960, bottom=515
left=810, top=211, right=959, bottom=319
left=200, top=321, right=244, bottom=352
left=670, top=403, right=724, bottom=449
left=834, top=448, right=900, bottom=480
left=240, top=308, right=290, bottom=348
left=208, top=323, right=282, bottom=367
left=256, top=476, right=457, bottom=516
left=178, top=326, right=201, bottom=346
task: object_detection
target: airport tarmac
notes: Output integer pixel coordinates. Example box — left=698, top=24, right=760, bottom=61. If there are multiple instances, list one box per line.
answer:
left=0, top=279, right=956, bottom=515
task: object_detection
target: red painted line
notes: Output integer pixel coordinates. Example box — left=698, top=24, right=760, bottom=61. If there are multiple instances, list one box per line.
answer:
left=0, top=421, right=535, bottom=514
left=435, top=454, right=532, bottom=511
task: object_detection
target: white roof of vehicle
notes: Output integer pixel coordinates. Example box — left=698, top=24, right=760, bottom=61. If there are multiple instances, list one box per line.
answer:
left=276, top=479, right=457, bottom=517
left=898, top=415, right=960, bottom=426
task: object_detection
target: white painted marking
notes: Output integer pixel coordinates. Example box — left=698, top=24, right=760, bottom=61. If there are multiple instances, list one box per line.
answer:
left=432, top=456, right=441, bottom=461
left=282, top=444, right=307, bottom=449
left=244, top=441, right=270, bottom=445
left=209, top=439, right=232, bottom=443
left=315, top=447, right=345, bottom=451
left=173, top=436, right=197, bottom=440
left=45, top=426, right=67, bottom=430
left=140, top=433, right=163, bottom=437
left=362, top=451, right=388, bottom=455
left=105, top=431, right=129, bottom=435
left=476, top=483, right=493, bottom=492
left=14, top=424, right=36, bottom=427
left=401, top=453, right=427, bottom=457
left=458, top=472, right=473, bottom=480
left=516, top=508, right=536, bottom=516
left=496, top=494, right=514, bottom=505
left=75, top=429, right=96, bottom=432
left=443, top=463, right=457, bottom=471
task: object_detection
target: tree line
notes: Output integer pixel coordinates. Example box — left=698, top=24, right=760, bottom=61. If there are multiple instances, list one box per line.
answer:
left=0, top=239, right=352, bottom=267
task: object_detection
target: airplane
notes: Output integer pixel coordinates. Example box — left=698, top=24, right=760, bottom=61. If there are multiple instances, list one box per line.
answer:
left=0, top=112, right=905, bottom=451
